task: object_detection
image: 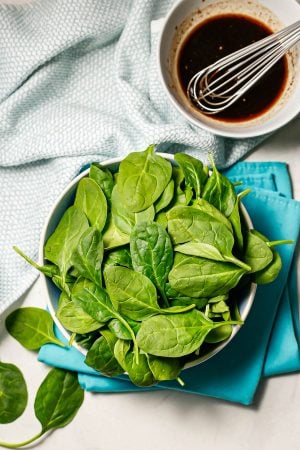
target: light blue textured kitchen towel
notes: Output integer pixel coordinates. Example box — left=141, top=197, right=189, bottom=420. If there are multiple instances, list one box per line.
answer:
left=38, top=162, right=300, bottom=404
left=0, top=0, right=275, bottom=314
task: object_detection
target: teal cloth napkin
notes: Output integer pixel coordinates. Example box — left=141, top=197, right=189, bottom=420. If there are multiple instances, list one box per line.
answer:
left=0, top=0, right=276, bottom=314
left=38, top=161, right=300, bottom=405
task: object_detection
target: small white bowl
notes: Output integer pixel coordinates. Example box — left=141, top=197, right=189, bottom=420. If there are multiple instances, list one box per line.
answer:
left=39, top=154, right=256, bottom=368
left=158, top=0, right=300, bottom=138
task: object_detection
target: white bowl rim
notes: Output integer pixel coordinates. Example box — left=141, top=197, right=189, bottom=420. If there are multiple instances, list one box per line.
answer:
left=39, top=153, right=257, bottom=369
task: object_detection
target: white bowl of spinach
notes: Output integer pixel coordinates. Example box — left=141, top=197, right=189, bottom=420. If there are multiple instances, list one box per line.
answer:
left=19, top=146, right=288, bottom=386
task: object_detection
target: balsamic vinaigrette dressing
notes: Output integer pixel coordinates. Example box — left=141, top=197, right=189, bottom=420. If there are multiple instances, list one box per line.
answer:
left=177, top=14, right=288, bottom=122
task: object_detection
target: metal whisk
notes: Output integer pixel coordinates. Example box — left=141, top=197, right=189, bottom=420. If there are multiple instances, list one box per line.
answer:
left=187, top=20, right=300, bottom=114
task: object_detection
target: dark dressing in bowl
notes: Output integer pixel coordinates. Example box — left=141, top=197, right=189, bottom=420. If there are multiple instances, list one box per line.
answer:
left=177, top=14, right=288, bottom=122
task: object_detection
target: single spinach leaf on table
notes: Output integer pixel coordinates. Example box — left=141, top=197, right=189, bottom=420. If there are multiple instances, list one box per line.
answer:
left=0, top=369, right=84, bottom=448
left=136, top=309, right=241, bottom=357
left=130, top=222, right=173, bottom=306
left=174, top=153, right=208, bottom=198
left=117, top=145, right=172, bottom=212
left=167, top=206, right=250, bottom=270
left=85, top=330, right=124, bottom=377
left=202, top=157, right=236, bottom=217
left=5, top=307, right=65, bottom=350
left=168, top=253, right=247, bottom=298
left=0, top=362, right=28, bottom=424
left=104, top=266, right=195, bottom=321
left=74, top=177, right=107, bottom=232
left=89, top=163, right=114, bottom=206
left=44, top=205, right=89, bottom=282
left=35, top=368, right=84, bottom=432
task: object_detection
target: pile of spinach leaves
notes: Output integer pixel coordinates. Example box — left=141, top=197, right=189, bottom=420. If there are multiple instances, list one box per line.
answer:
left=11, top=145, right=292, bottom=390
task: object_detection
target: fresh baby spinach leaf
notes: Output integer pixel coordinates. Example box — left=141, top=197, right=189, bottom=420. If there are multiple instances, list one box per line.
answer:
left=243, top=230, right=274, bottom=273
left=85, top=330, right=123, bottom=377
left=119, top=346, right=155, bottom=387
left=108, top=318, right=140, bottom=340
left=5, top=307, right=65, bottom=350
left=147, top=355, right=184, bottom=382
left=174, top=153, right=208, bottom=198
left=202, top=156, right=236, bottom=217
left=154, top=179, right=174, bottom=213
left=130, top=222, right=173, bottom=306
left=0, top=362, right=28, bottom=424
left=104, top=266, right=194, bottom=321
left=136, top=309, right=240, bottom=357
left=204, top=324, right=233, bottom=344
left=169, top=166, right=193, bottom=208
left=249, top=229, right=285, bottom=284
left=229, top=188, right=251, bottom=250
left=34, top=368, right=84, bottom=433
left=74, top=178, right=107, bottom=232
left=72, top=280, right=139, bottom=362
left=44, top=205, right=89, bottom=281
left=192, top=198, right=232, bottom=231
left=117, top=145, right=172, bottom=212
left=155, top=211, right=168, bottom=228
left=72, top=227, right=103, bottom=286
left=104, top=266, right=158, bottom=320
left=13, top=246, right=60, bottom=278
left=102, top=214, right=130, bottom=250
left=89, top=163, right=114, bottom=206
left=167, top=206, right=250, bottom=270
left=255, top=249, right=282, bottom=284
left=0, top=369, right=84, bottom=448
left=57, top=299, right=103, bottom=334
left=168, top=254, right=247, bottom=298
left=104, top=247, right=132, bottom=269
left=114, top=339, right=131, bottom=370
left=111, top=185, right=155, bottom=235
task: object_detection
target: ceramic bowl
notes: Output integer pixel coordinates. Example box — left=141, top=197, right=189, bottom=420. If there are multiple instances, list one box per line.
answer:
left=39, top=154, right=257, bottom=368
left=158, top=0, right=300, bottom=138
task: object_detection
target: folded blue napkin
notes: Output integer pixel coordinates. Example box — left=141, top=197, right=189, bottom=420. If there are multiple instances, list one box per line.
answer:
left=38, top=161, right=300, bottom=405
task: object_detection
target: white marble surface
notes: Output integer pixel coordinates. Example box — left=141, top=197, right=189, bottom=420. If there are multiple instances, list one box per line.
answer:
left=0, top=0, right=299, bottom=446
left=0, top=117, right=299, bottom=450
